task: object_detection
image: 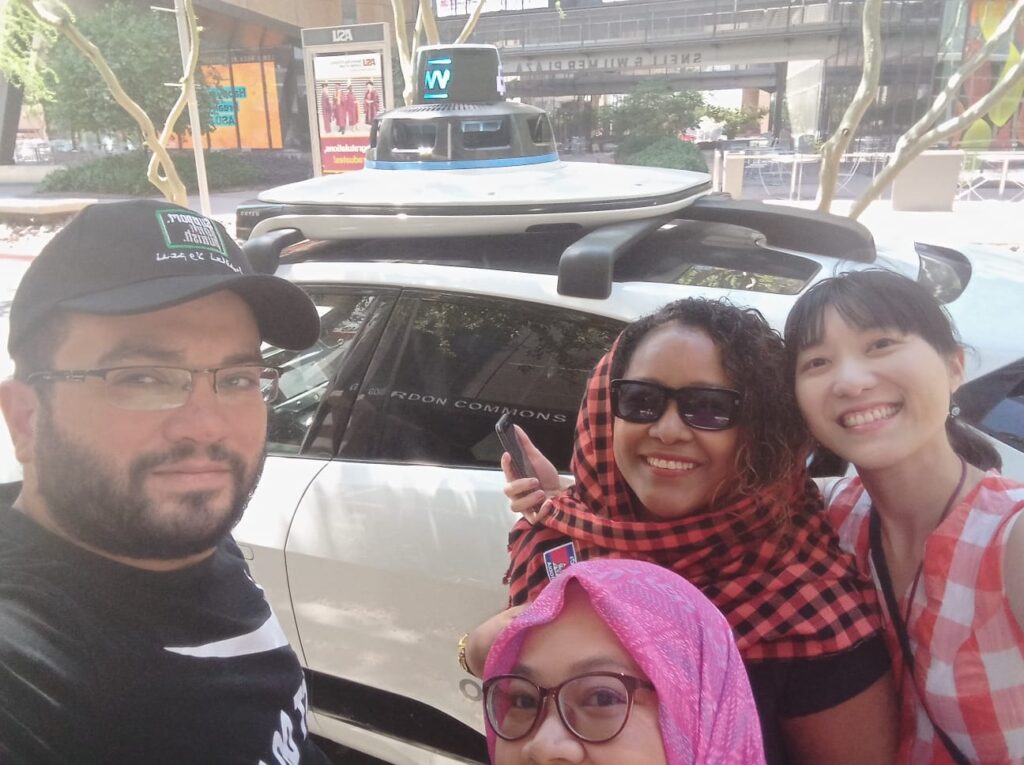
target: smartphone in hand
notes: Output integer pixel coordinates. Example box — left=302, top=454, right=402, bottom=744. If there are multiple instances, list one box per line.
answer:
left=495, top=413, right=537, bottom=479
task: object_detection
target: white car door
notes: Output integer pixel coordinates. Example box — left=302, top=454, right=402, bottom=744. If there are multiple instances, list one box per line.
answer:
left=282, top=290, right=624, bottom=761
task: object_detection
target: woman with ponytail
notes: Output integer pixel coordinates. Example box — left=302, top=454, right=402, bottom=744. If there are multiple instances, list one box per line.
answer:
left=784, top=270, right=1024, bottom=764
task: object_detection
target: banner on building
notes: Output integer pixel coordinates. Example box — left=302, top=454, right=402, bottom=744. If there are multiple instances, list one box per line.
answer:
left=302, top=22, right=392, bottom=174
left=176, top=58, right=282, bottom=151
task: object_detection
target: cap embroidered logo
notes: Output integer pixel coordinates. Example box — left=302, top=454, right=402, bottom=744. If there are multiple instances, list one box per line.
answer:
left=155, top=209, right=230, bottom=256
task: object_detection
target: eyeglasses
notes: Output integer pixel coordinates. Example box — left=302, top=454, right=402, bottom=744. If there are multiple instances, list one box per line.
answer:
left=483, top=671, right=655, bottom=744
left=27, top=365, right=281, bottom=411
left=610, top=379, right=742, bottom=431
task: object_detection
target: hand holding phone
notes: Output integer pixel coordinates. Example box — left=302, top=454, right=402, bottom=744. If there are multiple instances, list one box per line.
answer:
left=495, top=413, right=537, bottom=480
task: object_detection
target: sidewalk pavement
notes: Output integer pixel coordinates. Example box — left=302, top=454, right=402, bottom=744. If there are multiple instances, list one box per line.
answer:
left=1, top=182, right=1022, bottom=260
left=0, top=187, right=260, bottom=259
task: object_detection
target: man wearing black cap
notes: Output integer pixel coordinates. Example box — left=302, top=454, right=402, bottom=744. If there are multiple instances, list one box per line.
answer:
left=0, top=200, right=330, bottom=763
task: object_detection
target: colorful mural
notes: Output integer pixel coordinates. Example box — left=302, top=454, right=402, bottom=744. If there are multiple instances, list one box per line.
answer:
left=956, top=0, right=1024, bottom=149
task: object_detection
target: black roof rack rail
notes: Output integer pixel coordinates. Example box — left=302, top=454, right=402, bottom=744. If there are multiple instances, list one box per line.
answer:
left=677, top=197, right=876, bottom=263
left=557, top=215, right=677, bottom=299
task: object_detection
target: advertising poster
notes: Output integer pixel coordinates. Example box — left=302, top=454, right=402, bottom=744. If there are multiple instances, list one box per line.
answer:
left=313, top=52, right=384, bottom=173
left=176, top=61, right=282, bottom=150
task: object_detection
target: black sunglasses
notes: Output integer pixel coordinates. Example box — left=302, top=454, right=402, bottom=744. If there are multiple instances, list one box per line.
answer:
left=610, top=379, right=742, bottom=431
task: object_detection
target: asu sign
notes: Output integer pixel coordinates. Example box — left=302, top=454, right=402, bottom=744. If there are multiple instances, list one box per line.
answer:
left=301, top=22, right=393, bottom=175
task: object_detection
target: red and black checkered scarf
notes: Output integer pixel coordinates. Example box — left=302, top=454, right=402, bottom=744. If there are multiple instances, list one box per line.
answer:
left=505, top=349, right=881, bottom=661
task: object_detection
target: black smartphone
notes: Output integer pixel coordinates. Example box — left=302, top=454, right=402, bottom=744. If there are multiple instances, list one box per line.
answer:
left=495, top=413, right=536, bottom=479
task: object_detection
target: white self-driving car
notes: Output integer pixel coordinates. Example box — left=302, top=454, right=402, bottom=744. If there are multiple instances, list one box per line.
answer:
left=234, top=192, right=1024, bottom=765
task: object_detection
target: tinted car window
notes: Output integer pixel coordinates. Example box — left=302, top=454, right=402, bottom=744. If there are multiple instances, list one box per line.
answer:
left=615, top=221, right=819, bottom=295
left=958, top=359, right=1024, bottom=453
left=980, top=392, right=1024, bottom=451
left=340, top=293, right=623, bottom=471
left=264, top=291, right=391, bottom=455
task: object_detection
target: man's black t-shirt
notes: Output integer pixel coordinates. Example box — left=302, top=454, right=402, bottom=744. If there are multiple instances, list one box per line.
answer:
left=0, top=503, right=330, bottom=764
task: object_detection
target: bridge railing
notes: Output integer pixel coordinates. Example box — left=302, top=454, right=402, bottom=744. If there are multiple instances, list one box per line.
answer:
left=437, top=0, right=937, bottom=53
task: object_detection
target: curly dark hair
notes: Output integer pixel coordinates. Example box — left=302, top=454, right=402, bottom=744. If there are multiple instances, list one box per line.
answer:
left=610, top=298, right=811, bottom=509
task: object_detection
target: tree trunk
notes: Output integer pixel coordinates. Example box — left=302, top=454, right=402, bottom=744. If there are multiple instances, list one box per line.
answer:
left=816, top=0, right=881, bottom=213
left=390, top=0, right=415, bottom=105
left=147, top=0, right=201, bottom=197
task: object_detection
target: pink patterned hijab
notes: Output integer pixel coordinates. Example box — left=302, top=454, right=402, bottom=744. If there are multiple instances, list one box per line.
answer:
left=484, top=559, right=766, bottom=765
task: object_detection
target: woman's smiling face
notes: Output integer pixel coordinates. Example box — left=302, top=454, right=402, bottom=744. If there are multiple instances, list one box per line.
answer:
left=612, top=323, right=740, bottom=520
left=793, top=307, right=964, bottom=472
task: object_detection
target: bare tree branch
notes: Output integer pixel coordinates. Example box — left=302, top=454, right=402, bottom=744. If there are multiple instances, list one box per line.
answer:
left=147, top=0, right=200, bottom=199
left=816, top=0, right=881, bottom=213
left=420, top=0, right=440, bottom=46
left=390, top=0, right=416, bottom=104
left=455, top=0, right=487, bottom=44
left=414, top=5, right=424, bottom=48
left=850, top=0, right=1024, bottom=218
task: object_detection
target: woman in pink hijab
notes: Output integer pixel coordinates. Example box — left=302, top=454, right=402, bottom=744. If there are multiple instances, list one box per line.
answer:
left=483, top=558, right=766, bottom=765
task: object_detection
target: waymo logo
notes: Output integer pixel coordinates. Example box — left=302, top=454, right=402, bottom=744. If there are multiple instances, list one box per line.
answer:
left=423, top=57, right=452, bottom=99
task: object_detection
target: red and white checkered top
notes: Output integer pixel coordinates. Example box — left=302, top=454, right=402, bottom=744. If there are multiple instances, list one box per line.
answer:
left=828, top=472, right=1024, bottom=764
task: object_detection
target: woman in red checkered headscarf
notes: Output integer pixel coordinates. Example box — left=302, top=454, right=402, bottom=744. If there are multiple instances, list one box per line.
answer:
left=786, top=270, right=1024, bottom=765
left=467, top=299, right=898, bottom=765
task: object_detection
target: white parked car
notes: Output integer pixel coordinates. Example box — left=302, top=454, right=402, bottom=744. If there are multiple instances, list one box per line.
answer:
left=233, top=191, right=1024, bottom=765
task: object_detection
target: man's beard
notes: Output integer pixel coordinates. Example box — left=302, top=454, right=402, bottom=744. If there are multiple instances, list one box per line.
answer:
left=34, top=405, right=265, bottom=560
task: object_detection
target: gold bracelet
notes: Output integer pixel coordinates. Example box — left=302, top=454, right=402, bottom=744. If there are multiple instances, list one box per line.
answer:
left=457, top=632, right=473, bottom=675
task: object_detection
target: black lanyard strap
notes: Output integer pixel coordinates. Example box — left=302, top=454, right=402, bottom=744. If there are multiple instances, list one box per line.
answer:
left=869, top=463, right=972, bottom=765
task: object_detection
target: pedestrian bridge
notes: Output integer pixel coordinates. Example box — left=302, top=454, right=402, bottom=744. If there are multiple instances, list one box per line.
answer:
left=438, top=0, right=938, bottom=96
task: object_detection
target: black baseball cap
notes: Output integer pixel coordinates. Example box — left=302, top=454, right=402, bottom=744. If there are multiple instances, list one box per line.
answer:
left=9, top=200, right=320, bottom=354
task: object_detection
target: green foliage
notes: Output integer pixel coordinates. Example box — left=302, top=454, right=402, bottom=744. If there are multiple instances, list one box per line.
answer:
left=604, top=80, right=705, bottom=159
left=38, top=150, right=269, bottom=195
left=703, top=104, right=766, bottom=139
left=0, top=0, right=60, bottom=103
left=618, top=136, right=707, bottom=172
left=45, top=1, right=214, bottom=140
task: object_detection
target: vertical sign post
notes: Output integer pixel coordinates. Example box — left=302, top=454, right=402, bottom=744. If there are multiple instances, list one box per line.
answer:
left=301, top=22, right=393, bottom=175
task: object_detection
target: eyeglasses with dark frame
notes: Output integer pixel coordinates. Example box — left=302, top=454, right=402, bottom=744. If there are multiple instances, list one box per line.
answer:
left=483, top=671, right=655, bottom=744
left=26, top=365, right=281, bottom=411
left=610, top=379, right=742, bottom=431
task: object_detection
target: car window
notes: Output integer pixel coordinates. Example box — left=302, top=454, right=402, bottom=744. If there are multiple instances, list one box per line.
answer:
left=979, top=393, right=1024, bottom=451
left=263, top=290, right=394, bottom=456
left=339, top=293, right=623, bottom=471
left=615, top=220, right=820, bottom=296
left=958, top=359, right=1024, bottom=454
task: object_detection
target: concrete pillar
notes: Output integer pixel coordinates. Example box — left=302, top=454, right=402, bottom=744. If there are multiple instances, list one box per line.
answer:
left=891, top=150, right=964, bottom=212
left=723, top=153, right=745, bottom=199
left=771, top=62, right=787, bottom=142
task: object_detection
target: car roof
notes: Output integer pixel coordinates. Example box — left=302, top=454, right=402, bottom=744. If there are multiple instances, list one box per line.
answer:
left=242, top=190, right=1024, bottom=381
left=242, top=195, right=876, bottom=299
